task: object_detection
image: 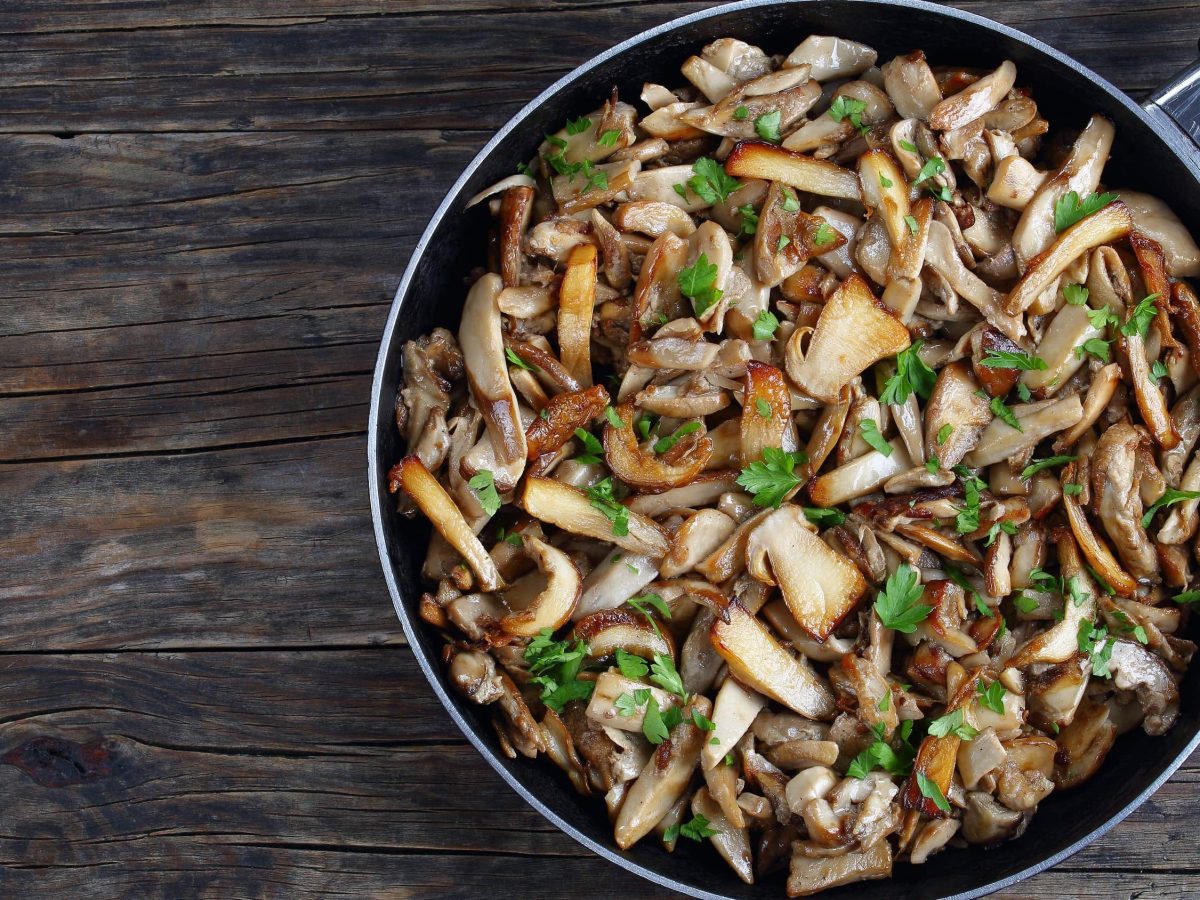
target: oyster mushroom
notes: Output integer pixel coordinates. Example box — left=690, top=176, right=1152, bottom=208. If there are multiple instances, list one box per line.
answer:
left=1107, top=639, right=1181, bottom=735
left=1090, top=423, right=1160, bottom=580
left=494, top=535, right=581, bottom=636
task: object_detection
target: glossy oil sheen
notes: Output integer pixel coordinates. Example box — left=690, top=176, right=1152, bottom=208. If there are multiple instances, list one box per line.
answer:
left=369, top=2, right=1200, bottom=897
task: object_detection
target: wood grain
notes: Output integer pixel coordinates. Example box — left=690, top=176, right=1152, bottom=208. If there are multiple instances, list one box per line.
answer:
left=0, top=1, right=1197, bottom=897
left=0, top=650, right=1194, bottom=898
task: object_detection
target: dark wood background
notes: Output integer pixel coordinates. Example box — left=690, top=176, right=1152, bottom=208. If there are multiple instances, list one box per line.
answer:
left=0, top=1, right=1196, bottom=896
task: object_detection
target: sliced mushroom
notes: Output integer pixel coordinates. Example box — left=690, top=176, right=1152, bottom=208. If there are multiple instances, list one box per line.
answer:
left=726, top=141, right=863, bottom=201
left=1090, top=424, right=1159, bottom=579
left=495, top=535, right=581, bottom=636
left=1107, top=639, right=1180, bottom=735
left=881, top=53, right=942, bottom=120
left=787, top=839, right=892, bottom=897
left=710, top=601, right=837, bottom=720
left=520, top=476, right=669, bottom=557
left=784, top=35, right=877, bottom=81
left=745, top=506, right=868, bottom=640
left=704, top=677, right=768, bottom=770
left=603, top=401, right=712, bottom=492
left=962, top=394, right=1083, bottom=469
left=925, top=360, right=992, bottom=469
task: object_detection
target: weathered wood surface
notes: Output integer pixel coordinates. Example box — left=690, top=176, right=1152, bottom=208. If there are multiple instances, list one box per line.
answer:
left=0, top=1, right=1196, bottom=896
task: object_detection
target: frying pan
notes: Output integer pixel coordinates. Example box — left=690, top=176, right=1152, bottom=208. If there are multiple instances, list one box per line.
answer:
left=369, top=2, right=1200, bottom=896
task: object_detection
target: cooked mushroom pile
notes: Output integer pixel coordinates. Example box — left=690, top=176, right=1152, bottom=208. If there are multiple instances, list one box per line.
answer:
left=388, top=33, right=1200, bottom=896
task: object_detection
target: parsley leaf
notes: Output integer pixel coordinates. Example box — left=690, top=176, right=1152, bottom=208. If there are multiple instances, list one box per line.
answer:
left=649, top=653, right=687, bottom=699
left=874, top=565, right=931, bottom=633
left=628, top=593, right=672, bottom=635
left=665, top=813, right=718, bottom=843
left=937, top=424, right=953, bottom=445
left=927, top=708, right=979, bottom=740
left=604, top=406, right=625, bottom=429
left=1013, top=592, right=1039, bottom=613
left=860, top=419, right=892, bottom=456
left=683, top=157, right=741, bottom=205
left=736, top=447, right=807, bottom=508
left=691, top=709, right=716, bottom=732
left=1075, top=338, right=1112, bottom=363
left=990, top=394, right=1021, bottom=430
left=880, top=173, right=893, bottom=188
left=981, top=350, right=1046, bottom=371
left=755, top=110, right=782, bottom=143
left=495, top=527, right=523, bottom=548
left=804, top=507, right=846, bottom=527
left=642, top=695, right=671, bottom=744
left=585, top=478, right=628, bottom=536
left=615, top=649, right=649, bottom=679
left=813, top=222, right=838, bottom=246
left=1077, top=619, right=1116, bottom=678
left=653, top=421, right=702, bottom=454
left=845, top=723, right=915, bottom=779
left=752, top=309, right=780, bottom=342
left=776, top=234, right=791, bottom=252
left=734, top=105, right=750, bottom=120
left=1141, top=488, right=1200, bottom=527
left=1150, top=360, right=1170, bottom=384
left=880, top=341, right=937, bottom=405
left=738, top=203, right=759, bottom=237
left=912, top=156, right=951, bottom=200
left=598, top=128, right=621, bottom=147
left=976, top=680, right=1006, bottom=713
left=505, top=347, right=537, bottom=371
left=1174, top=590, right=1200, bottom=607
left=956, top=470, right=981, bottom=534
left=1122, top=293, right=1160, bottom=338
left=916, top=772, right=952, bottom=813
left=1063, top=282, right=1089, bottom=306
left=827, top=95, right=869, bottom=134
left=984, top=519, right=1017, bottom=546
left=1087, top=306, right=1121, bottom=330
left=1019, top=455, right=1076, bottom=481
left=755, top=398, right=771, bottom=418
left=565, top=116, right=592, bottom=135
left=1016, top=382, right=1033, bottom=402
left=678, top=253, right=724, bottom=317
left=904, top=214, right=918, bottom=235
left=524, top=629, right=593, bottom=712
left=467, top=470, right=502, bottom=516
left=573, top=428, right=604, bottom=464
left=1054, top=190, right=1119, bottom=233
left=1063, top=482, right=1083, bottom=496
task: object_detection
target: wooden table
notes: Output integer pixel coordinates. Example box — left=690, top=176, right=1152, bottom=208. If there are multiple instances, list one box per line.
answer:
left=1, top=1, right=1196, bottom=896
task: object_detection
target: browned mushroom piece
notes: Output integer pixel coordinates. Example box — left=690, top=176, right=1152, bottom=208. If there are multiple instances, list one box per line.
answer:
left=388, top=33, right=1200, bottom=895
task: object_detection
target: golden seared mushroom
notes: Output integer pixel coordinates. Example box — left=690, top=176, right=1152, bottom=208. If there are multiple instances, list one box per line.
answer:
left=786, top=274, right=911, bottom=402
left=745, top=506, right=867, bottom=639
left=711, top=601, right=836, bottom=719
left=390, top=32, right=1200, bottom=896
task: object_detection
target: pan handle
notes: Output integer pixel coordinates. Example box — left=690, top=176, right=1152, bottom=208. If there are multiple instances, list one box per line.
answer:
left=1143, top=46, right=1200, bottom=169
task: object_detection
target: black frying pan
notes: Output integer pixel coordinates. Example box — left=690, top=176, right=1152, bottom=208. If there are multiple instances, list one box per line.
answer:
left=369, top=2, right=1200, bottom=896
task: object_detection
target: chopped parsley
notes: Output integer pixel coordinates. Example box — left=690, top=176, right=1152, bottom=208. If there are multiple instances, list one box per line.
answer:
left=642, top=694, right=683, bottom=744
left=1122, top=293, right=1160, bottom=338
left=1150, top=360, right=1170, bottom=385
left=614, top=688, right=650, bottom=717
left=573, top=428, right=604, bottom=464
left=649, top=652, right=687, bottom=699
left=1063, top=282, right=1089, bottom=306
left=495, top=526, right=523, bottom=548
left=1174, top=590, right=1200, bottom=607
left=755, top=110, right=783, bottom=143
left=653, top=421, right=702, bottom=454
left=738, top=203, right=759, bottom=237
left=505, top=347, right=537, bottom=371
left=677, top=156, right=741, bottom=205
left=1063, top=482, right=1083, bottom=496
left=880, top=341, right=937, bottom=405
left=860, top=419, right=892, bottom=456
left=984, top=520, right=1017, bottom=546
left=846, top=722, right=915, bottom=779
left=1077, top=619, right=1116, bottom=678
left=927, top=708, right=978, bottom=740
left=873, top=565, right=932, bottom=633
left=752, top=309, right=780, bottom=342
left=664, top=813, right=718, bottom=843
left=604, top=406, right=625, bottom=429
left=1076, top=338, right=1112, bottom=362
left=585, top=478, right=628, bottom=537
left=737, top=447, right=808, bottom=508
left=565, top=116, right=592, bottom=135
left=990, top=395, right=1021, bottom=430
left=776, top=234, right=791, bottom=252
left=956, top=470, right=981, bottom=534
left=880, top=173, right=893, bottom=188
left=524, top=629, right=593, bottom=712
left=912, top=156, right=952, bottom=200
left=1019, top=455, right=1076, bottom=481
left=1054, top=190, right=1119, bottom=233
left=813, top=222, right=838, bottom=246
left=598, top=129, right=621, bottom=147
left=615, top=649, right=649, bottom=679
left=755, top=397, right=771, bottom=418
left=678, top=253, right=724, bottom=317
left=981, top=349, right=1046, bottom=371
left=977, top=679, right=1007, bottom=714
left=467, top=470, right=502, bottom=516
left=804, top=506, right=846, bottom=527
left=827, top=95, right=869, bottom=134
left=1141, top=488, right=1200, bottom=527
left=937, top=424, right=953, bottom=445
left=904, top=214, right=918, bottom=235
left=733, top=105, right=750, bottom=121
left=916, top=772, right=951, bottom=813
left=627, top=593, right=672, bottom=635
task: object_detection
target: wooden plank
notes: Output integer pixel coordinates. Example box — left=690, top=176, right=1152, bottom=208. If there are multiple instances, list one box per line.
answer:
left=0, top=438, right=404, bottom=649
left=0, top=2, right=1189, bottom=133
left=0, top=131, right=482, bottom=460
left=0, top=650, right=1193, bottom=897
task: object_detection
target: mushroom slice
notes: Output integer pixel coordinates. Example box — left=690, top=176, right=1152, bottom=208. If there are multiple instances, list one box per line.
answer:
left=695, top=508, right=772, bottom=584
left=586, top=671, right=678, bottom=734
left=1108, top=639, right=1180, bottom=735
left=495, top=535, right=581, bottom=636
left=679, top=68, right=821, bottom=139
left=926, top=220, right=1025, bottom=342
left=710, top=601, right=836, bottom=720
left=557, top=243, right=598, bottom=387
left=1026, top=656, right=1090, bottom=733
left=1119, top=189, right=1200, bottom=276
left=1061, top=481, right=1138, bottom=599
left=629, top=165, right=714, bottom=213
left=603, top=401, right=712, bottom=492
left=755, top=182, right=847, bottom=287
left=745, top=506, right=868, bottom=640
left=575, top=608, right=674, bottom=663
left=925, top=360, right=992, bottom=469
left=741, top=361, right=798, bottom=463
left=901, top=674, right=980, bottom=817
left=1091, top=424, right=1159, bottom=579
left=520, top=476, right=669, bottom=557
left=808, top=438, right=914, bottom=507
left=1020, top=301, right=1103, bottom=398
left=1053, top=363, right=1121, bottom=451
left=524, top=384, right=610, bottom=464
left=613, top=200, right=698, bottom=238
left=627, top=471, right=740, bottom=518
left=662, top=509, right=738, bottom=578
left=614, top=695, right=713, bottom=848
left=1004, top=201, right=1133, bottom=315
left=1011, top=527, right=1100, bottom=666
left=929, top=60, right=1016, bottom=131
left=962, top=394, right=1083, bottom=469
left=575, top=549, right=658, bottom=620
left=703, top=677, right=768, bottom=770
left=392, top=456, right=504, bottom=592
left=693, top=787, right=755, bottom=885
left=1121, top=324, right=1180, bottom=450
left=640, top=101, right=708, bottom=140
left=631, top=231, right=690, bottom=336
left=987, top=156, right=1047, bottom=211
left=787, top=840, right=892, bottom=897
left=786, top=274, right=911, bottom=402
left=460, top=273, right=528, bottom=487
left=1172, top=282, right=1200, bottom=380
left=725, top=141, right=862, bottom=201
left=859, top=151, right=922, bottom=280
left=784, top=35, right=877, bottom=80
left=498, top=185, right=534, bottom=287
left=1053, top=697, right=1116, bottom=789
left=880, top=52, right=941, bottom=119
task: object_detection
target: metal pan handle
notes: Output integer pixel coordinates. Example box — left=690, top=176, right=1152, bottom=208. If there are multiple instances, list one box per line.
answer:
left=1143, top=42, right=1200, bottom=170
